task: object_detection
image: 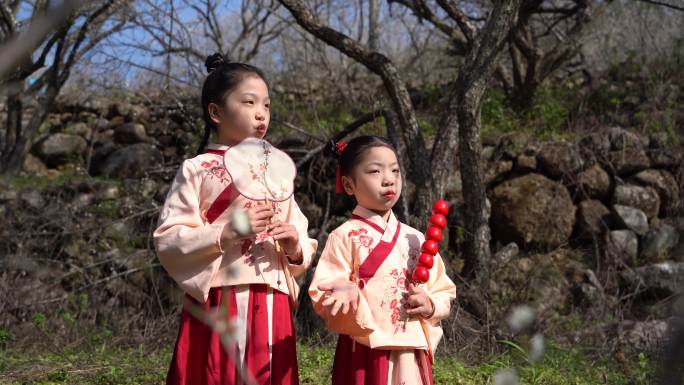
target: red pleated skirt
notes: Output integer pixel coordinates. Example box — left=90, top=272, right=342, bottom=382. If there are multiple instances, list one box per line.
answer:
left=332, top=335, right=433, bottom=385
left=166, top=284, right=299, bottom=385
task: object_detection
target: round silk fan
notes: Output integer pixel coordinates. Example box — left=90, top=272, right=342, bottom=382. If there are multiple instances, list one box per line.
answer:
left=223, top=137, right=296, bottom=202
left=223, top=137, right=299, bottom=308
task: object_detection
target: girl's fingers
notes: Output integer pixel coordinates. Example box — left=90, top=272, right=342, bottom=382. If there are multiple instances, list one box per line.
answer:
left=341, top=301, right=350, bottom=315
left=408, top=283, right=423, bottom=295
left=252, top=210, right=275, bottom=220
left=252, top=219, right=269, bottom=228
left=268, top=222, right=294, bottom=233
left=272, top=231, right=297, bottom=241
left=268, top=226, right=290, bottom=236
left=331, top=300, right=342, bottom=316
left=322, top=295, right=336, bottom=307
left=248, top=209, right=271, bottom=220
left=407, top=294, right=421, bottom=307
left=406, top=305, right=427, bottom=315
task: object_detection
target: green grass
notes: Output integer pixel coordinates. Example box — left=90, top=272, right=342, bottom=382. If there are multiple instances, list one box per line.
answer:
left=481, top=85, right=575, bottom=142
left=0, top=338, right=170, bottom=385
left=432, top=346, right=653, bottom=385
left=0, top=334, right=655, bottom=385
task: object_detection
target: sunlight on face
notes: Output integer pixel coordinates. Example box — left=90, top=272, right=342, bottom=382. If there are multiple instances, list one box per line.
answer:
left=342, top=146, right=402, bottom=215
left=211, top=76, right=270, bottom=145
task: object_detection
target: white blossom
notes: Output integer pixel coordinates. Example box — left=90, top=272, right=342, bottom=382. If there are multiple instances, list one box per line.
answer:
left=507, top=305, right=535, bottom=334
left=529, top=333, right=545, bottom=363
left=231, top=208, right=251, bottom=236
left=493, top=368, right=519, bottom=385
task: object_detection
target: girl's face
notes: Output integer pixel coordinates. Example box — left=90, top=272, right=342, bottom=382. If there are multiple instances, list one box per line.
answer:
left=209, top=75, right=270, bottom=145
left=342, top=146, right=402, bottom=216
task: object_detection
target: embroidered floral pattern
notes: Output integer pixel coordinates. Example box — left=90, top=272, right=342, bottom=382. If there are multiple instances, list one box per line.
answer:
left=348, top=228, right=374, bottom=249
left=255, top=231, right=270, bottom=243
left=383, top=267, right=410, bottom=334
left=200, top=159, right=230, bottom=184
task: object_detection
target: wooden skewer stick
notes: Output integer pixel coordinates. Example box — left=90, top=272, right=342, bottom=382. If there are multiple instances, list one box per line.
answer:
left=265, top=198, right=298, bottom=310
left=419, top=317, right=434, bottom=364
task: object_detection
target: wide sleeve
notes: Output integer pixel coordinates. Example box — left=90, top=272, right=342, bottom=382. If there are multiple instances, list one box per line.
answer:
left=153, top=159, right=232, bottom=302
left=309, top=231, right=375, bottom=337
left=425, top=251, right=457, bottom=323
left=283, top=196, right=318, bottom=279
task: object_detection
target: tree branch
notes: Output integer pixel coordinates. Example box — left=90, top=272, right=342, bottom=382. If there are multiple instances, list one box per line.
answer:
left=435, top=0, right=477, bottom=42
left=0, top=0, right=83, bottom=80
left=636, top=0, right=684, bottom=12
left=388, top=0, right=469, bottom=49
left=278, top=0, right=430, bottom=193
left=456, top=0, right=522, bottom=280
left=60, top=1, right=118, bottom=86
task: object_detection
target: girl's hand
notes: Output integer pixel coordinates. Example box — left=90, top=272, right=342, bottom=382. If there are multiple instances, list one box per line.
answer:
left=268, top=220, right=301, bottom=260
left=317, top=281, right=359, bottom=316
left=246, top=205, right=275, bottom=235
left=405, top=283, right=435, bottom=318
left=223, top=206, right=273, bottom=244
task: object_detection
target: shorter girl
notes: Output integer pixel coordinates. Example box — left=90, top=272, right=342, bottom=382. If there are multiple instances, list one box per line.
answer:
left=310, top=136, right=457, bottom=385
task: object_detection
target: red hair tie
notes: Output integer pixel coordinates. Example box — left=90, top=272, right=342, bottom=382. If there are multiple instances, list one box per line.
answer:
left=335, top=141, right=348, bottom=193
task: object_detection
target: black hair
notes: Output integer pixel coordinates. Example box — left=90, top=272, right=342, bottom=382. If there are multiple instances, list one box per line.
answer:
left=197, top=53, right=270, bottom=154
left=337, top=135, right=399, bottom=183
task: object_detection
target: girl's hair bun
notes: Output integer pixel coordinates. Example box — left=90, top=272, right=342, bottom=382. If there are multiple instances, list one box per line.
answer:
left=205, top=53, right=226, bottom=74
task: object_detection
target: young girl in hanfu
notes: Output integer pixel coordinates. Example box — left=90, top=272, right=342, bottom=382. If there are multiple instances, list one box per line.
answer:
left=154, top=53, right=317, bottom=385
left=310, top=136, right=456, bottom=385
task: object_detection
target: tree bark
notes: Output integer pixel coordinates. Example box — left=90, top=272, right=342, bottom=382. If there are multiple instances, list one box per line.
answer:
left=457, top=0, right=522, bottom=281
left=278, top=0, right=432, bottom=226
left=280, top=0, right=523, bottom=283
left=3, top=92, right=21, bottom=161
left=0, top=0, right=124, bottom=176
left=367, top=0, right=380, bottom=51
left=506, top=1, right=610, bottom=110
left=2, top=95, right=53, bottom=175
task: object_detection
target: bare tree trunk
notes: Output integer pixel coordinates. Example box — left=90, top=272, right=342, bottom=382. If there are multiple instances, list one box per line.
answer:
left=367, top=0, right=380, bottom=51
left=3, top=92, right=22, bottom=161
left=278, top=0, right=432, bottom=226
left=1, top=90, right=55, bottom=175
left=280, top=0, right=522, bottom=284
left=384, top=110, right=410, bottom=223
left=0, top=0, right=126, bottom=177
left=457, top=0, right=522, bottom=282
left=505, top=1, right=610, bottom=111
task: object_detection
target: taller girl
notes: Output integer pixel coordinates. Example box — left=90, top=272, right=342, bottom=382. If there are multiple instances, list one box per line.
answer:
left=154, top=53, right=317, bottom=385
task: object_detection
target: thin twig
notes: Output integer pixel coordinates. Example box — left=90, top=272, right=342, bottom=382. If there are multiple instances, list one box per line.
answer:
left=295, top=109, right=385, bottom=168
left=0, top=0, right=84, bottom=78
left=636, top=0, right=684, bottom=12
left=274, top=119, right=326, bottom=142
